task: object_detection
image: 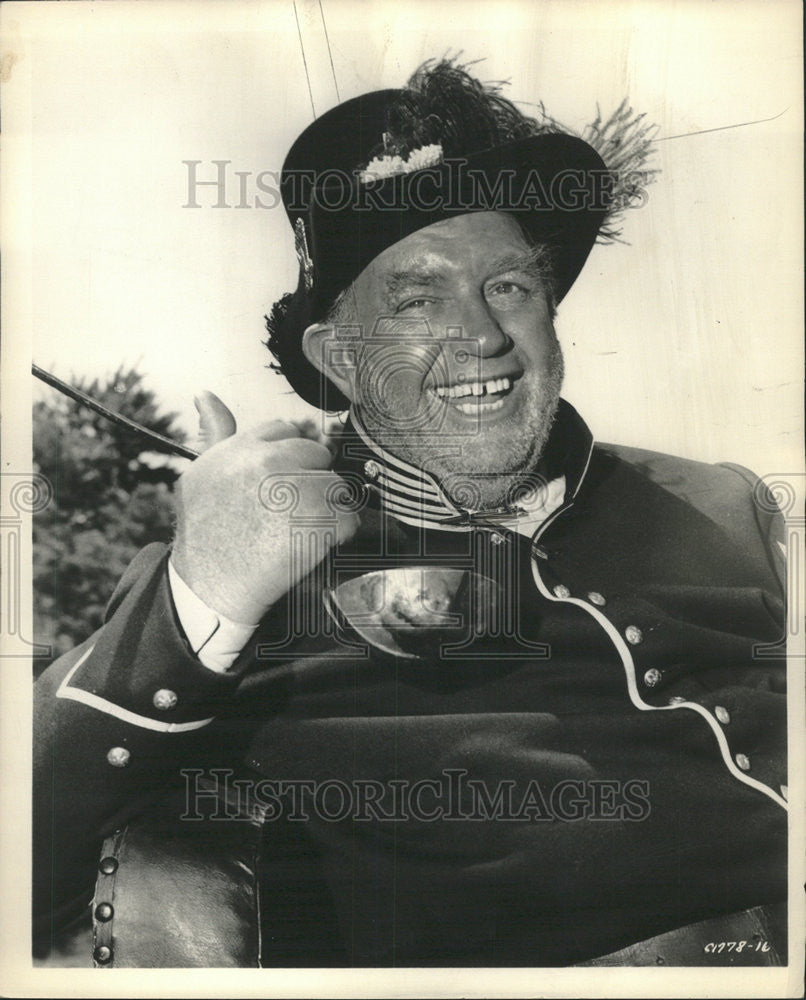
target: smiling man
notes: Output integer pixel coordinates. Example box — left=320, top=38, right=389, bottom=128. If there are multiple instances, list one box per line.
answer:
left=33, top=59, right=788, bottom=969
left=303, top=211, right=564, bottom=509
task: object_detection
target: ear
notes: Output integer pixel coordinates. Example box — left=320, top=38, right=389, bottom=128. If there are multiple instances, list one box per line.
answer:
left=302, top=322, right=358, bottom=402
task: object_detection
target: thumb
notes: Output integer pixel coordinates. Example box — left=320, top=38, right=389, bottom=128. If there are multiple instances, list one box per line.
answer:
left=194, top=390, right=237, bottom=451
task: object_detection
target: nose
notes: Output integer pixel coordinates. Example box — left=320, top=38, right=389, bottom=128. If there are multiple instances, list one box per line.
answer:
left=456, top=293, right=512, bottom=358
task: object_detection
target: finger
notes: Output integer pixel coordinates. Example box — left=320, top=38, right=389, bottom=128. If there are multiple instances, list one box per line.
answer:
left=194, top=390, right=237, bottom=451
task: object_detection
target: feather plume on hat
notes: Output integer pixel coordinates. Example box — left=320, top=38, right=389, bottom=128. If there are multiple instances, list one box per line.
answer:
left=354, top=59, right=658, bottom=242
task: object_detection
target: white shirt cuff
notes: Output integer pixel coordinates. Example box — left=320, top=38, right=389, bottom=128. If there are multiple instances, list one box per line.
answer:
left=168, top=559, right=259, bottom=673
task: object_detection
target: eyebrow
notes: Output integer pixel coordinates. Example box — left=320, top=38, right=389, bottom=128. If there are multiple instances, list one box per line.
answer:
left=381, top=246, right=552, bottom=308
left=384, top=268, right=444, bottom=297
left=486, top=247, right=551, bottom=278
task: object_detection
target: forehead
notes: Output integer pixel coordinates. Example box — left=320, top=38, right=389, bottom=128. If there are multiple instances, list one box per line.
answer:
left=355, top=212, right=531, bottom=294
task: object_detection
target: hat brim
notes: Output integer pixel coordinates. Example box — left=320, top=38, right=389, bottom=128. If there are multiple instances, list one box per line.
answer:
left=302, top=132, right=609, bottom=317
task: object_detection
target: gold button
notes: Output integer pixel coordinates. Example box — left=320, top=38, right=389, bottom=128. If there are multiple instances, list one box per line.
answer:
left=587, top=592, right=606, bottom=606
left=153, top=688, right=178, bottom=711
left=363, top=460, right=382, bottom=481
left=643, top=668, right=662, bottom=688
left=735, top=753, right=751, bottom=772
left=490, top=533, right=506, bottom=546
left=106, top=746, right=130, bottom=768
left=553, top=584, right=571, bottom=599
left=625, top=625, right=643, bottom=645
left=93, top=944, right=113, bottom=965
left=715, top=706, right=730, bottom=725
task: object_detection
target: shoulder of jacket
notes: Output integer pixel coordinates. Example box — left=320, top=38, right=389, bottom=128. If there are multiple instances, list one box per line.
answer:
left=596, top=442, right=762, bottom=506
left=594, top=443, right=784, bottom=575
left=104, top=542, right=170, bottom=621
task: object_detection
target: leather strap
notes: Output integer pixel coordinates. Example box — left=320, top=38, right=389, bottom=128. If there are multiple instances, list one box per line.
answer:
left=92, top=828, right=126, bottom=967
left=88, top=777, right=265, bottom=967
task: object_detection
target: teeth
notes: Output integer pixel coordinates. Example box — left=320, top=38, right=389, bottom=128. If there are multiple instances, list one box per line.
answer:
left=434, top=376, right=513, bottom=399
left=456, top=398, right=506, bottom=413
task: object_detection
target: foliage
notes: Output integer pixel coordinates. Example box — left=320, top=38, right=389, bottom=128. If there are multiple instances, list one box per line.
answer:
left=32, top=368, right=186, bottom=670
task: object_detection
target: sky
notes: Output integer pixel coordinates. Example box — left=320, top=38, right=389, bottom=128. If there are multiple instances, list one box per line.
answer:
left=3, top=0, right=803, bottom=478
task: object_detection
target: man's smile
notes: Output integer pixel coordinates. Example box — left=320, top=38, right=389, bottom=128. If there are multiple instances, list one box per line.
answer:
left=427, top=372, right=521, bottom=416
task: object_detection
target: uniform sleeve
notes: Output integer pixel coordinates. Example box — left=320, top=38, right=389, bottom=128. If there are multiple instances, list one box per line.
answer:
left=167, top=559, right=258, bottom=672
left=32, top=542, right=253, bottom=940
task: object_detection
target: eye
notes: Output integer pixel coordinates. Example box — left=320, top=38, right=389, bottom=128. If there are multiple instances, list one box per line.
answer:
left=486, top=280, right=529, bottom=302
left=396, top=296, right=437, bottom=313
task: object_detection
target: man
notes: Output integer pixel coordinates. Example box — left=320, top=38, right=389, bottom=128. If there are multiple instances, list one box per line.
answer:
left=33, top=60, right=788, bottom=968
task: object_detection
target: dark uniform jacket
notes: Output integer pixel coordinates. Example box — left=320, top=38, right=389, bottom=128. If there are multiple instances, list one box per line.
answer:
left=33, top=401, right=788, bottom=968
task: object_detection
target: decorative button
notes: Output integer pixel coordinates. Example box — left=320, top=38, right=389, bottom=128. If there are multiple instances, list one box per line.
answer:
left=553, top=584, right=571, bottom=599
left=735, top=753, right=751, bottom=771
left=153, top=688, right=178, bottom=711
left=94, top=903, right=114, bottom=922
left=363, top=459, right=382, bottom=481
left=625, top=625, right=643, bottom=645
left=93, top=944, right=113, bottom=965
left=490, top=533, right=506, bottom=546
left=780, top=785, right=788, bottom=800
left=715, top=706, right=731, bottom=725
left=643, top=668, right=662, bottom=688
left=98, top=857, right=118, bottom=876
left=587, top=591, right=606, bottom=606
left=668, top=695, right=686, bottom=705
left=106, top=746, right=130, bottom=768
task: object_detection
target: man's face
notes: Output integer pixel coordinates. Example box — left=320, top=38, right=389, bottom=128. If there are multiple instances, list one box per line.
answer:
left=334, top=212, right=564, bottom=507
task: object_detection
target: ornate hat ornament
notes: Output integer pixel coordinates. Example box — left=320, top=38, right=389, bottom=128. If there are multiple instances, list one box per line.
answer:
left=266, top=58, right=658, bottom=411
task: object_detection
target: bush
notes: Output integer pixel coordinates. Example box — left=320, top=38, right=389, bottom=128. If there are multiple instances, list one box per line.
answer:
left=33, top=368, right=186, bottom=671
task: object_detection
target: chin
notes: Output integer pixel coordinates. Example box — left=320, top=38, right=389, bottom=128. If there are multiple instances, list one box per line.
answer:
left=361, top=349, right=564, bottom=508
left=419, top=397, right=560, bottom=509
left=441, top=434, right=551, bottom=507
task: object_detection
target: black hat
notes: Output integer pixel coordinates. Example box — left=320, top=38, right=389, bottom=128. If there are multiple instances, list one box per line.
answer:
left=266, top=60, right=656, bottom=410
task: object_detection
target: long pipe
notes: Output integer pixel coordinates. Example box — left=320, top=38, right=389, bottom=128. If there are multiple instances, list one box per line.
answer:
left=32, top=364, right=199, bottom=461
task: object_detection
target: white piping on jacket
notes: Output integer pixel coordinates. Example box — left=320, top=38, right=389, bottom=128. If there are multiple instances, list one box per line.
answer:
left=56, top=646, right=214, bottom=733
left=530, top=506, right=788, bottom=812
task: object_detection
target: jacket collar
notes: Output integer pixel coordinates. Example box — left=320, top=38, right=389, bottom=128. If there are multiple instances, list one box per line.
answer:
left=333, top=399, right=594, bottom=532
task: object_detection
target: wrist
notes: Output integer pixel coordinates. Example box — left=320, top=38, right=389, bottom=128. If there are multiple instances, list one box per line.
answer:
left=170, top=543, right=267, bottom=626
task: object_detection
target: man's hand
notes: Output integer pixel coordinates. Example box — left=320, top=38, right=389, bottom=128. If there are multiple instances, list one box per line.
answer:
left=172, top=391, right=359, bottom=625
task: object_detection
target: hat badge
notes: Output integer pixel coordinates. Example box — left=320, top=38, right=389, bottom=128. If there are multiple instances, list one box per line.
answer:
left=359, top=142, right=443, bottom=183
left=294, top=217, right=314, bottom=292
